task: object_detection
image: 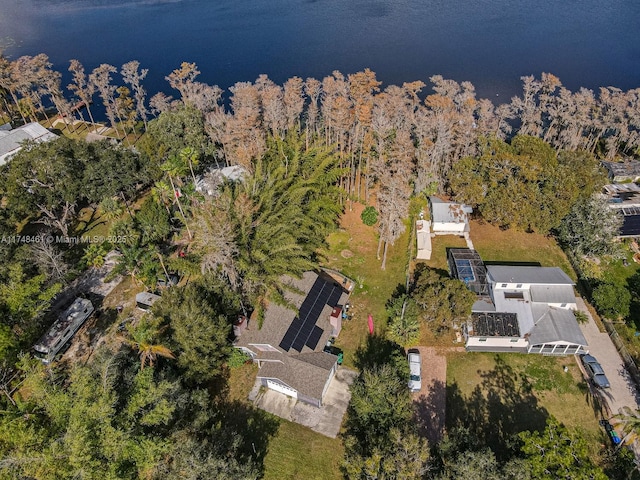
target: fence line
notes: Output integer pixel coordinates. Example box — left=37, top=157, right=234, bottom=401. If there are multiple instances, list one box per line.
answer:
left=565, top=250, right=640, bottom=389
left=602, top=319, right=640, bottom=387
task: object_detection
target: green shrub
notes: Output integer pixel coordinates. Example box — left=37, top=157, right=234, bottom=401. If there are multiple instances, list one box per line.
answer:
left=592, top=282, right=631, bottom=321
left=227, top=348, right=251, bottom=368
left=361, top=206, right=378, bottom=226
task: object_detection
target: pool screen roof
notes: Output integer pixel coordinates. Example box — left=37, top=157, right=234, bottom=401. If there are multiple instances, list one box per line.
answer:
left=448, top=248, right=490, bottom=296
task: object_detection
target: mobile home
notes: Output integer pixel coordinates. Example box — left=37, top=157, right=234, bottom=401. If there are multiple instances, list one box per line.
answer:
left=33, top=298, right=94, bottom=364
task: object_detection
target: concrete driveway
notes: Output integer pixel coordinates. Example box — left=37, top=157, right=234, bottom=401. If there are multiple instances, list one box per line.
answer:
left=576, top=298, right=640, bottom=415
left=250, top=367, right=357, bottom=438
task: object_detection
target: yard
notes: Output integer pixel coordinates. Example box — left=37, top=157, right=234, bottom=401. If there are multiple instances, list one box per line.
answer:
left=469, top=220, right=576, bottom=279
left=227, top=362, right=344, bottom=480
left=322, top=202, right=410, bottom=367
left=446, top=352, right=604, bottom=459
left=263, top=421, right=344, bottom=480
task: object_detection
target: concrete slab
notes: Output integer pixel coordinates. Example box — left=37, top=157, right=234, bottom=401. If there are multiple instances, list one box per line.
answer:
left=576, top=297, right=640, bottom=415
left=252, top=367, right=357, bottom=438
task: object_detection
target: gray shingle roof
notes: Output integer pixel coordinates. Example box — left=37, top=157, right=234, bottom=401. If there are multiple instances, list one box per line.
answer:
left=528, top=307, right=587, bottom=347
left=530, top=284, right=576, bottom=304
left=235, top=271, right=349, bottom=355
left=0, top=123, right=57, bottom=165
left=487, top=266, right=574, bottom=285
left=256, top=352, right=338, bottom=399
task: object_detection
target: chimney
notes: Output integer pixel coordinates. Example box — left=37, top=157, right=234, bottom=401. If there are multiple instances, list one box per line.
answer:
left=233, top=315, right=247, bottom=338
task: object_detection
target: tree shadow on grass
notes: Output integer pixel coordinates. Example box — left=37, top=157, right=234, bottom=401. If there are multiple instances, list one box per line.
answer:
left=446, top=355, right=549, bottom=461
left=353, top=334, right=406, bottom=372
left=214, top=399, right=281, bottom=474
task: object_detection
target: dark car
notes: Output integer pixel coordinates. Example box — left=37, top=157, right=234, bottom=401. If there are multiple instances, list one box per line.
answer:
left=581, top=354, right=611, bottom=388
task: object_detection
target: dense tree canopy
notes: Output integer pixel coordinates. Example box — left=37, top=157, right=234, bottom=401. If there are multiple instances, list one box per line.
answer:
left=410, top=265, right=475, bottom=334
left=519, top=417, right=607, bottom=480
left=556, top=194, right=623, bottom=258
left=0, top=137, right=146, bottom=236
left=153, top=282, right=234, bottom=383
left=448, top=136, right=603, bottom=233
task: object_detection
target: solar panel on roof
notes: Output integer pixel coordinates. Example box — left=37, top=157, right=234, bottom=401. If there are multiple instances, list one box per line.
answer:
left=280, top=276, right=345, bottom=352
left=279, top=317, right=302, bottom=351
left=306, top=326, right=324, bottom=349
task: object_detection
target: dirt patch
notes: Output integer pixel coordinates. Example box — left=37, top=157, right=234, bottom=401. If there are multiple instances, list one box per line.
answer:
left=338, top=203, right=377, bottom=257
left=340, top=249, right=354, bottom=258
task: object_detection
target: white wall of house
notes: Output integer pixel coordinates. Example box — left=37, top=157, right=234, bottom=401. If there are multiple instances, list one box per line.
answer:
left=466, top=336, right=528, bottom=350
left=492, top=282, right=530, bottom=291
left=320, top=364, right=338, bottom=403
left=432, top=222, right=467, bottom=234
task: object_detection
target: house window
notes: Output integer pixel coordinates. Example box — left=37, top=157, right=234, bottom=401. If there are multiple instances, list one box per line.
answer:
left=560, top=303, right=567, bottom=308
left=501, top=283, right=507, bottom=288
left=516, top=284, right=523, bottom=288
left=504, top=292, right=524, bottom=299
left=510, top=339, right=519, bottom=343
left=479, top=338, right=487, bottom=342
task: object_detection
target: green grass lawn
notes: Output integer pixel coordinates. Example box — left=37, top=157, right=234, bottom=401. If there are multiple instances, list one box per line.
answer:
left=447, top=352, right=604, bottom=459
left=470, top=220, right=576, bottom=280
left=227, top=361, right=343, bottom=480
left=263, top=421, right=343, bottom=480
left=322, top=203, right=409, bottom=367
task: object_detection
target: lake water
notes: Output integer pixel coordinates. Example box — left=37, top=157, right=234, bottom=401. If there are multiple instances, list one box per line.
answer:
left=1, top=0, right=640, bottom=102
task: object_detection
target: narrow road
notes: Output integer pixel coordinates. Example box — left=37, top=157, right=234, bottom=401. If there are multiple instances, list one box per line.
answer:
left=576, top=297, right=640, bottom=415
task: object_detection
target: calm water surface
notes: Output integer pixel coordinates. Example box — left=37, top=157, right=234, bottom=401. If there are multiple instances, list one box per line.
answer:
left=1, top=0, right=639, bottom=100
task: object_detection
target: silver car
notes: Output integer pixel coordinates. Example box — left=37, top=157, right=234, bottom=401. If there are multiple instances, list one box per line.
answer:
left=581, top=354, right=610, bottom=389
left=408, top=349, right=422, bottom=392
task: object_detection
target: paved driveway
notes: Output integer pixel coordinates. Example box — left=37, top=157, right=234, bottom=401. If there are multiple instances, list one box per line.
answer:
left=576, top=298, right=640, bottom=415
left=250, top=367, right=357, bottom=438
left=411, top=347, right=450, bottom=444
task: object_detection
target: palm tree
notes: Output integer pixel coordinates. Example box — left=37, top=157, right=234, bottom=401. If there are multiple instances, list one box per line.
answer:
left=151, top=180, right=174, bottom=217
left=223, top=134, right=343, bottom=321
left=613, top=407, right=640, bottom=446
left=179, top=146, right=200, bottom=187
left=160, top=155, right=192, bottom=240
left=100, top=196, right=124, bottom=221
left=121, top=316, right=175, bottom=369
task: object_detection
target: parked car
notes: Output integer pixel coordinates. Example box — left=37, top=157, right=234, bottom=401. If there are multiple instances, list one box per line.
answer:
left=581, top=354, right=611, bottom=388
left=407, top=349, right=422, bottom=392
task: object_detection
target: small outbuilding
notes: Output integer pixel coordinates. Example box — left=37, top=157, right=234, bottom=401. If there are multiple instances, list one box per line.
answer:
left=602, top=159, right=640, bottom=183
left=429, top=197, right=472, bottom=236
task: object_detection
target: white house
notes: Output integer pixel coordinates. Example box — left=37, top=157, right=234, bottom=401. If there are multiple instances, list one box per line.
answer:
left=449, top=249, right=588, bottom=355
left=0, top=122, right=58, bottom=165
left=429, top=196, right=472, bottom=236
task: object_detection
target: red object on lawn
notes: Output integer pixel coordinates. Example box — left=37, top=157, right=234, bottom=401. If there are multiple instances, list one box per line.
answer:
left=367, top=314, right=374, bottom=335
